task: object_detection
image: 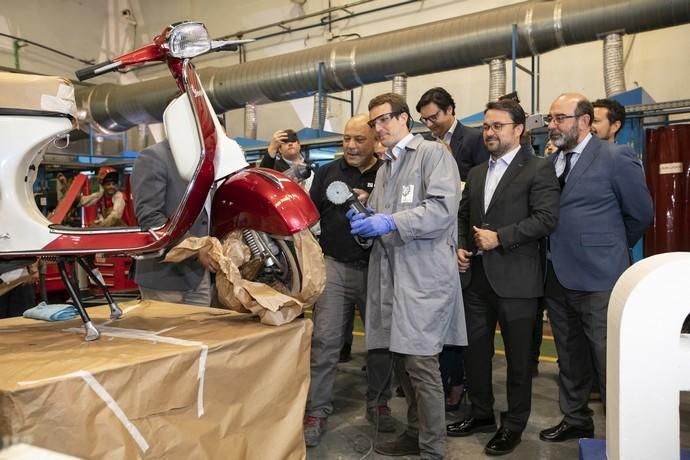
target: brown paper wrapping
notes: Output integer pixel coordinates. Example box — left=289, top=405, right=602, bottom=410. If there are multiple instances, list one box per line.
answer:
left=0, top=301, right=312, bottom=460
left=164, top=229, right=325, bottom=326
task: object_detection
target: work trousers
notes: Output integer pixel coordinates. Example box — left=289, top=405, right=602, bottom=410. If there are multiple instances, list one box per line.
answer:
left=394, top=353, right=446, bottom=460
left=139, top=270, right=212, bottom=307
left=307, top=257, right=392, bottom=417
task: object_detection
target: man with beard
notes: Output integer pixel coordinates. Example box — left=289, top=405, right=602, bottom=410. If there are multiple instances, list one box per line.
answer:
left=591, top=98, right=626, bottom=143
left=539, top=93, right=652, bottom=443
left=303, top=115, right=393, bottom=447
left=416, top=87, right=488, bottom=181
left=447, top=99, right=560, bottom=456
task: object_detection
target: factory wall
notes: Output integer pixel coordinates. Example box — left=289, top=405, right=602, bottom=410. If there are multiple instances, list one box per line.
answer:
left=1, top=0, right=689, bottom=139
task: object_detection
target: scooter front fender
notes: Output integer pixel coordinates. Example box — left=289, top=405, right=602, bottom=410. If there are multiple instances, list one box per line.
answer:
left=211, top=168, right=319, bottom=238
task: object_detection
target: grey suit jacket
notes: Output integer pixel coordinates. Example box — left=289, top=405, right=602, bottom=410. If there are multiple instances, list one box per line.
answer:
left=458, top=144, right=560, bottom=298
left=549, top=136, right=653, bottom=291
left=131, top=140, right=209, bottom=291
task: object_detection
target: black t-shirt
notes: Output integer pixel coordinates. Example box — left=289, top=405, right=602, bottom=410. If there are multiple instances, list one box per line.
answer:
left=309, top=157, right=382, bottom=263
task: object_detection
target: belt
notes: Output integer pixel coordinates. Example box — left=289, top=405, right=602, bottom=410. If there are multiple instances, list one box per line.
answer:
left=333, top=257, right=369, bottom=269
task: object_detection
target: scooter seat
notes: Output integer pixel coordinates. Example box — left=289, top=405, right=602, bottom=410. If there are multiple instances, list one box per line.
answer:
left=0, top=72, right=77, bottom=121
left=49, top=224, right=143, bottom=233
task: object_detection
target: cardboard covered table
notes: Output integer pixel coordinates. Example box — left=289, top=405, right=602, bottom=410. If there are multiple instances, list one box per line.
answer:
left=0, top=300, right=312, bottom=459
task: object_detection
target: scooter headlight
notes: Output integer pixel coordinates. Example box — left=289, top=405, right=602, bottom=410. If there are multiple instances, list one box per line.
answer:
left=168, top=22, right=211, bottom=58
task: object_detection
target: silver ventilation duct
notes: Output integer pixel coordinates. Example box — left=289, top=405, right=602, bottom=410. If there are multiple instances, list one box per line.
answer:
left=603, top=33, right=627, bottom=97
left=244, top=103, right=257, bottom=139
left=311, top=94, right=328, bottom=130
left=392, top=74, right=408, bottom=100
left=76, top=0, right=690, bottom=132
left=488, top=58, right=506, bottom=102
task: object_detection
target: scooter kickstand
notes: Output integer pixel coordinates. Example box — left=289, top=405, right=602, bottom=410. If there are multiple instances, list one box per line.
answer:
left=57, top=257, right=100, bottom=341
left=76, top=257, right=123, bottom=319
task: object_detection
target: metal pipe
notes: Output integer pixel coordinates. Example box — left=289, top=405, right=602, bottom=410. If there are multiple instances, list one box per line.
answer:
left=392, top=74, right=408, bottom=100
left=603, top=32, right=626, bottom=96
left=244, top=103, right=257, bottom=139
left=311, top=93, right=327, bottom=131
left=217, top=0, right=379, bottom=40
left=488, top=58, right=506, bottom=102
left=244, top=0, right=420, bottom=42
left=77, top=0, right=690, bottom=132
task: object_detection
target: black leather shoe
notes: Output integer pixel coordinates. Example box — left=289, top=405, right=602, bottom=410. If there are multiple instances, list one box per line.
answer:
left=539, top=420, right=594, bottom=442
left=447, top=416, right=497, bottom=437
left=485, top=427, right=522, bottom=456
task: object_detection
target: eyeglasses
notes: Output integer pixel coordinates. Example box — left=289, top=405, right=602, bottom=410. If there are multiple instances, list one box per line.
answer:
left=544, top=114, right=578, bottom=125
left=368, top=111, right=401, bottom=128
left=482, top=122, right=516, bottom=132
left=419, top=109, right=443, bottom=124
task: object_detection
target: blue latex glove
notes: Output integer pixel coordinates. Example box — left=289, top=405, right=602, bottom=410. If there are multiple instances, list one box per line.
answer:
left=350, top=214, right=396, bottom=238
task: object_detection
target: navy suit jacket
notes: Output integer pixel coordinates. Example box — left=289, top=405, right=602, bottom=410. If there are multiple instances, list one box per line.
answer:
left=424, top=122, right=489, bottom=181
left=549, top=136, right=653, bottom=291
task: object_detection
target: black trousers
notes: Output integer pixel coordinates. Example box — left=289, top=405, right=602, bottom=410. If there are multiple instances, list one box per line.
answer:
left=463, top=257, right=538, bottom=432
left=545, top=261, right=609, bottom=427
left=0, top=283, right=36, bottom=318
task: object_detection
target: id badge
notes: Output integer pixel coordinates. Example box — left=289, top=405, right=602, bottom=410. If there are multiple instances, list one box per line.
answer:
left=400, top=184, right=414, bottom=204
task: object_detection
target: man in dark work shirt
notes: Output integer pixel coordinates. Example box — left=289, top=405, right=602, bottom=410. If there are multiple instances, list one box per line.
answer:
left=303, top=114, right=393, bottom=447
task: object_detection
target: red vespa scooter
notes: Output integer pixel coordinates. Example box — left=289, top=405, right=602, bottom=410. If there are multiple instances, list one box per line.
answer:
left=0, top=21, right=319, bottom=340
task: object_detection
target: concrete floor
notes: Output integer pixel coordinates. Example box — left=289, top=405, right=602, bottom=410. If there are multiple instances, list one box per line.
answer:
left=306, top=335, right=690, bottom=460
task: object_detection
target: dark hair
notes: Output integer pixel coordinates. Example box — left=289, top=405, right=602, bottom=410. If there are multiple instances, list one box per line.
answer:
left=574, top=99, right=594, bottom=126
left=284, top=129, right=299, bottom=143
left=368, top=92, right=412, bottom=128
left=592, top=98, right=626, bottom=132
left=484, top=99, right=526, bottom=132
left=102, top=172, right=119, bottom=184
left=415, top=87, right=455, bottom=115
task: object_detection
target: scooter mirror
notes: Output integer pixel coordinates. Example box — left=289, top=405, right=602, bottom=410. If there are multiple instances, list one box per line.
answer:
left=168, top=22, right=211, bottom=58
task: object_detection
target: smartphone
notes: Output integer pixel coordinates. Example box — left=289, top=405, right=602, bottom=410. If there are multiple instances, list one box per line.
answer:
left=525, top=113, right=546, bottom=131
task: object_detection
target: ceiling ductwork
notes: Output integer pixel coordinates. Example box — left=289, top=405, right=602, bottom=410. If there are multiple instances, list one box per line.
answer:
left=603, top=32, right=627, bottom=97
left=76, top=0, right=690, bottom=132
left=488, top=58, right=507, bottom=102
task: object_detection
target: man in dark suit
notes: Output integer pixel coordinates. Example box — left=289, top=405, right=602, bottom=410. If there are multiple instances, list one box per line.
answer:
left=447, top=99, right=560, bottom=456
left=132, top=140, right=216, bottom=306
left=416, top=87, right=489, bottom=181
left=416, top=87, right=490, bottom=413
left=539, top=94, right=652, bottom=442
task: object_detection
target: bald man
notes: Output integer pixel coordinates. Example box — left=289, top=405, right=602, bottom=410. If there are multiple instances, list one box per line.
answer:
left=539, top=93, right=652, bottom=443
left=303, top=114, right=393, bottom=447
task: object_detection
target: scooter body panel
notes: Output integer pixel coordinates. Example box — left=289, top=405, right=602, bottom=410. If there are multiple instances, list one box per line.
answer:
left=0, top=61, right=216, bottom=258
left=0, top=115, right=72, bottom=253
left=211, top=168, right=319, bottom=238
